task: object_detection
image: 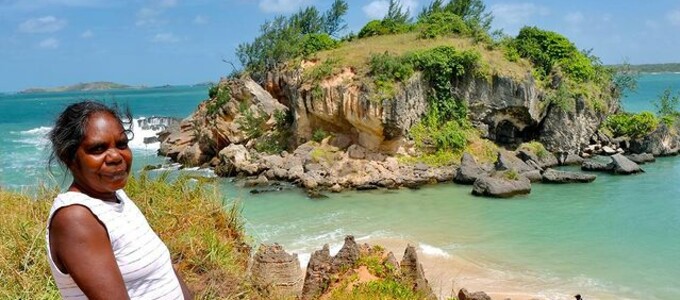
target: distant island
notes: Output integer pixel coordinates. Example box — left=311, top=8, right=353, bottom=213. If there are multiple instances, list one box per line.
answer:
left=611, top=63, right=680, bottom=73
left=19, top=81, right=139, bottom=94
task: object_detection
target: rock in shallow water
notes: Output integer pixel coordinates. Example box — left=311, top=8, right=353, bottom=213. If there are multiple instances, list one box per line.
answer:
left=471, top=175, right=531, bottom=198
left=542, top=168, right=596, bottom=183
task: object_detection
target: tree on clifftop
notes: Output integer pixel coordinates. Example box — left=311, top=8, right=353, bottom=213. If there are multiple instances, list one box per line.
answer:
left=236, top=0, right=348, bottom=81
left=418, top=0, right=493, bottom=32
left=323, top=0, right=349, bottom=37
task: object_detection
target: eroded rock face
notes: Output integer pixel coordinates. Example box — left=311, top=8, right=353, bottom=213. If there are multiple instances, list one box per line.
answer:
left=539, top=97, right=606, bottom=154
left=265, top=68, right=428, bottom=152
left=250, top=244, right=302, bottom=298
left=453, top=74, right=547, bottom=147
left=158, top=77, right=287, bottom=166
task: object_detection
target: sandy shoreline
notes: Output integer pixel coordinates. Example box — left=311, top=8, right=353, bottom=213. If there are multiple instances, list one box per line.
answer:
left=358, top=237, right=631, bottom=300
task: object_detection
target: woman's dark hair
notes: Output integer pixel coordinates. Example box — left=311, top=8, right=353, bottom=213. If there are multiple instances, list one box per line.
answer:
left=48, top=101, right=132, bottom=171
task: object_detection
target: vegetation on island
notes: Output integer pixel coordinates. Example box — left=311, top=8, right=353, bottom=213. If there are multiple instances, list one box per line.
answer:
left=19, top=81, right=135, bottom=94
left=232, top=0, right=625, bottom=166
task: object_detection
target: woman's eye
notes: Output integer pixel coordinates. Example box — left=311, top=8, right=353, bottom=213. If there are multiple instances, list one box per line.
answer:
left=90, top=146, right=106, bottom=154
left=117, top=141, right=129, bottom=150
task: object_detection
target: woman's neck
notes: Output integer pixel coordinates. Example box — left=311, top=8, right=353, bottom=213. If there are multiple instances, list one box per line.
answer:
left=68, top=182, right=119, bottom=203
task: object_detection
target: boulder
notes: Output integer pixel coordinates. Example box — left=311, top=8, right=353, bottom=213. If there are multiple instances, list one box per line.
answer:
left=458, top=288, right=492, bottom=300
left=602, top=145, right=617, bottom=155
left=628, top=123, right=680, bottom=156
left=495, top=151, right=535, bottom=173
left=244, top=174, right=269, bottom=187
left=557, top=152, right=585, bottom=165
left=331, top=236, right=360, bottom=273
left=626, top=153, right=655, bottom=164
left=521, top=170, right=543, bottom=182
left=581, top=155, right=614, bottom=172
left=472, top=175, right=531, bottom=198
left=251, top=244, right=302, bottom=298
left=516, top=149, right=558, bottom=168
left=301, top=244, right=333, bottom=300
left=400, top=245, right=436, bottom=300
left=610, top=153, right=643, bottom=174
left=218, top=144, right=263, bottom=175
left=542, top=168, right=596, bottom=183
left=454, top=152, right=487, bottom=184
left=347, top=144, right=367, bottom=159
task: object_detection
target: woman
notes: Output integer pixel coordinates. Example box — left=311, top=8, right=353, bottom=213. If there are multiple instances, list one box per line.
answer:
left=46, top=101, right=192, bottom=299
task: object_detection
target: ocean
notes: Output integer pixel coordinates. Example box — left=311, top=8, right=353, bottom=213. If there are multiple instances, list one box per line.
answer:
left=1, top=74, right=679, bottom=299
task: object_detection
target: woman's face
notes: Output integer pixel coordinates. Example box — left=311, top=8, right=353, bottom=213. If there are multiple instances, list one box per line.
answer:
left=68, top=112, right=133, bottom=199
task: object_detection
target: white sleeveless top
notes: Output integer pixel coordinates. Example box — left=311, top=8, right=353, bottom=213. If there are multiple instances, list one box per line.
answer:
left=46, top=190, right=184, bottom=300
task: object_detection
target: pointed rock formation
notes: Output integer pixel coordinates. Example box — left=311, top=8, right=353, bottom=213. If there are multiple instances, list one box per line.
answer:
left=331, top=235, right=360, bottom=273
left=400, top=245, right=436, bottom=300
left=301, top=244, right=333, bottom=300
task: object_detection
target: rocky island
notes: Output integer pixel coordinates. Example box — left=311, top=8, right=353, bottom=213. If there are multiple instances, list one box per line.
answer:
left=157, top=1, right=679, bottom=199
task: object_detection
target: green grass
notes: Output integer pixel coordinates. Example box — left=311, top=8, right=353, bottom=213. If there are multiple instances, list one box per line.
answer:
left=313, top=32, right=532, bottom=81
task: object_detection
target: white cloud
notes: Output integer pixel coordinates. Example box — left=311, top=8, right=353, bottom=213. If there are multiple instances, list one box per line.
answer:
left=667, top=9, right=680, bottom=26
left=81, top=29, right=93, bottom=38
left=490, top=3, right=549, bottom=25
left=38, top=37, right=59, bottom=48
left=564, top=12, right=584, bottom=26
left=151, top=32, right=180, bottom=43
left=19, top=16, right=67, bottom=33
left=136, top=7, right=163, bottom=27
left=193, top=15, right=208, bottom=25
left=362, top=0, right=419, bottom=20
left=258, top=0, right=312, bottom=13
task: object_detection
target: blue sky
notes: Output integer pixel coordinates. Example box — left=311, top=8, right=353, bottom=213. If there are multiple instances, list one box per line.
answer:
left=1, top=0, right=679, bottom=92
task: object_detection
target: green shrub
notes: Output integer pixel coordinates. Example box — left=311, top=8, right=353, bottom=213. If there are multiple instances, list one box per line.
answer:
left=512, top=26, right=595, bottom=82
left=603, top=112, right=659, bottom=138
left=654, top=88, right=680, bottom=119
left=208, top=84, right=219, bottom=98
left=206, top=86, right=231, bottom=116
left=369, top=52, right=414, bottom=83
left=236, top=102, right=268, bottom=139
left=408, top=46, right=480, bottom=122
left=417, top=11, right=469, bottom=39
left=312, top=128, right=329, bottom=142
left=358, top=19, right=412, bottom=38
left=300, top=33, right=339, bottom=56
left=546, top=83, right=574, bottom=112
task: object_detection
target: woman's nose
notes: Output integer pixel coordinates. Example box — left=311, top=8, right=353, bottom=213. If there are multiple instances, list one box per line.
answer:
left=105, top=148, right=123, bottom=164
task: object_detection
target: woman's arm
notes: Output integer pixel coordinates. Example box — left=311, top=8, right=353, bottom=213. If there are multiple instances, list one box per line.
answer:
left=50, top=205, right=130, bottom=300
left=174, top=268, right=194, bottom=300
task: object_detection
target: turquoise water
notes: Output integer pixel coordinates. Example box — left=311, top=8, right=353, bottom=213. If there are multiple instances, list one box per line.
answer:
left=2, top=75, right=680, bottom=299
left=0, top=86, right=207, bottom=188
left=622, top=72, right=680, bottom=113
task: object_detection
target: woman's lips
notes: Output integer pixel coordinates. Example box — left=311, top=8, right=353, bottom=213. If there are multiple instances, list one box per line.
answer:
left=103, top=170, right=128, bottom=181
